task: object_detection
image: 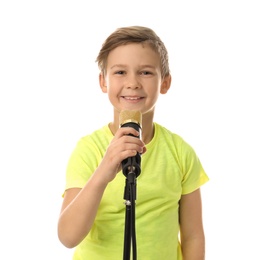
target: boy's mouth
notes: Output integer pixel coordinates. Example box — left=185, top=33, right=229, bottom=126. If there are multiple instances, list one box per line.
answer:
left=122, top=96, right=143, bottom=100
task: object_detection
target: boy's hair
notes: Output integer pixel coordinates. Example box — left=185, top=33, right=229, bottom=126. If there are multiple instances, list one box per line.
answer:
left=96, top=26, right=170, bottom=79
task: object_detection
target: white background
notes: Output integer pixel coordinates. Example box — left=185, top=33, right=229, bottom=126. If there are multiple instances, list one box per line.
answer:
left=0, top=0, right=258, bottom=259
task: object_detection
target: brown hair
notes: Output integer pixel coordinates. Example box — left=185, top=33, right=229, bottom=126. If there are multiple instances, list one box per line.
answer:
left=96, top=26, right=170, bottom=79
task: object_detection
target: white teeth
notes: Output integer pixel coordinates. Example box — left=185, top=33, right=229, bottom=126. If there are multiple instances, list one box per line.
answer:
left=124, top=97, right=140, bottom=100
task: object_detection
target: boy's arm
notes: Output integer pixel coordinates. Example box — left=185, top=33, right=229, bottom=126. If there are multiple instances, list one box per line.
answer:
left=179, top=188, right=205, bottom=260
left=57, top=127, right=146, bottom=248
left=57, top=169, right=108, bottom=248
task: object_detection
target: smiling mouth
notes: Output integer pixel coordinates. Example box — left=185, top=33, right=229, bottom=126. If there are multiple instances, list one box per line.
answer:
left=122, top=96, right=143, bottom=100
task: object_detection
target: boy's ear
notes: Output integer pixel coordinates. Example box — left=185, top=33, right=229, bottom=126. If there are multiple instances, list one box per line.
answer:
left=160, top=75, right=172, bottom=94
left=99, top=73, right=107, bottom=93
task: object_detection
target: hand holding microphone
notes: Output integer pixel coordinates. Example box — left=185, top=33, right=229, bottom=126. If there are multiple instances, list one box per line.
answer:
left=119, top=110, right=143, bottom=178
left=97, top=110, right=145, bottom=184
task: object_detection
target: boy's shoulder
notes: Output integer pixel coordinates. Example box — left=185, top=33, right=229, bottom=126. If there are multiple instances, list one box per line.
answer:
left=81, top=124, right=111, bottom=138
left=154, top=122, right=194, bottom=151
left=76, top=124, right=112, bottom=147
left=154, top=122, right=184, bottom=141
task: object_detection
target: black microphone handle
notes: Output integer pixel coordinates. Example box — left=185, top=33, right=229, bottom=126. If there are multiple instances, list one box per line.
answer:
left=121, top=122, right=141, bottom=177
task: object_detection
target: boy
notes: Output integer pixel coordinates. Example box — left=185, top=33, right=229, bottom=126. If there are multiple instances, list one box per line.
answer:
left=58, top=25, right=209, bottom=259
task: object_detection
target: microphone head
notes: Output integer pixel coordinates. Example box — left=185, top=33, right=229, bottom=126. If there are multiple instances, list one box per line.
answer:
left=119, top=110, right=142, bottom=128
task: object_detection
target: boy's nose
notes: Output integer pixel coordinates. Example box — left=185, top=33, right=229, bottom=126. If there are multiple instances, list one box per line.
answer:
left=125, top=76, right=140, bottom=89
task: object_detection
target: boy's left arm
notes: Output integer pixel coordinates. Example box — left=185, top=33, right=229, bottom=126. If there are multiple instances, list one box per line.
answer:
left=179, top=188, right=205, bottom=260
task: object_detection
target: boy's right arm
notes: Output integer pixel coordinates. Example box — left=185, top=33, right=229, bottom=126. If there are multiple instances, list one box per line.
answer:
left=57, top=168, right=109, bottom=248
left=57, top=127, right=146, bottom=248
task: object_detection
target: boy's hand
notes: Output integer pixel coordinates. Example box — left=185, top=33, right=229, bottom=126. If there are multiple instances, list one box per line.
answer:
left=98, top=127, right=146, bottom=183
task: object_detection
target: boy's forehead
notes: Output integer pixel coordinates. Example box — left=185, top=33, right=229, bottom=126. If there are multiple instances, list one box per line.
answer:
left=107, top=43, right=159, bottom=66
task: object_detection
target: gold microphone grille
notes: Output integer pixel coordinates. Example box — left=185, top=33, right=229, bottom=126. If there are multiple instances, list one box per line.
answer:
left=119, top=110, right=142, bottom=128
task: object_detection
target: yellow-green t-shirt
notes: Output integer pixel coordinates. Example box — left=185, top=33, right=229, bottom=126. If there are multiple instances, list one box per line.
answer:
left=65, top=123, right=209, bottom=260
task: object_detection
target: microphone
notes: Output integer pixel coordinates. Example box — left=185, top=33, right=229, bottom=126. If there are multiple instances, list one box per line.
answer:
left=119, top=110, right=142, bottom=178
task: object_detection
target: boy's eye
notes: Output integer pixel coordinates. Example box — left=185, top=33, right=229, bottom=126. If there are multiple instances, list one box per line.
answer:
left=141, top=71, right=152, bottom=75
left=115, top=71, right=125, bottom=75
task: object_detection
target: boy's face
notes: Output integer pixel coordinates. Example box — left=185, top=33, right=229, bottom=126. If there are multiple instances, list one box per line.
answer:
left=99, top=43, right=170, bottom=115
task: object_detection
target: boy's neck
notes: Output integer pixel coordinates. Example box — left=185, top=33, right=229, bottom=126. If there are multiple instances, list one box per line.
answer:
left=109, top=113, right=154, bottom=145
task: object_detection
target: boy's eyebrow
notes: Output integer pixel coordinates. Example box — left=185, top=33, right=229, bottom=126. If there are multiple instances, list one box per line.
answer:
left=110, top=64, right=127, bottom=69
left=139, top=65, right=156, bottom=69
left=110, top=64, right=156, bottom=69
